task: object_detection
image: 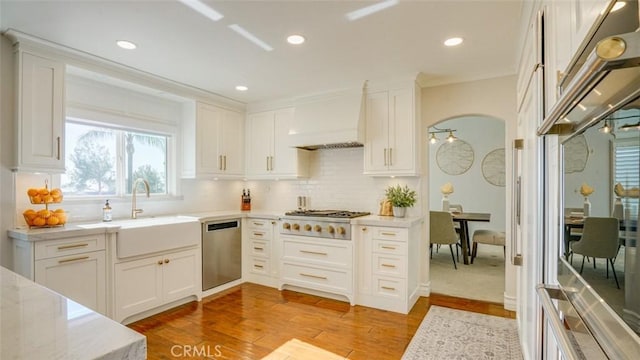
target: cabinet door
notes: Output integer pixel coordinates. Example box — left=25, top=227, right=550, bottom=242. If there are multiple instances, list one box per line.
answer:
left=356, top=225, right=373, bottom=296
left=35, top=250, right=106, bottom=314
left=220, top=109, right=245, bottom=175
left=162, top=249, right=200, bottom=303
left=17, top=51, right=65, bottom=172
left=246, top=111, right=274, bottom=176
left=364, top=91, right=390, bottom=173
left=114, top=256, right=163, bottom=322
left=387, top=88, right=415, bottom=173
left=272, top=108, right=298, bottom=175
left=196, top=102, right=223, bottom=174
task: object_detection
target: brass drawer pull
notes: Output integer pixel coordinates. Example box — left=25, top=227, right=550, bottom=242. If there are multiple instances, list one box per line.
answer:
left=164, top=259, right=170, bottom=264
left=381, top=245, right=396, bottom=250
left=381, top=264, right=396, bottom=268
left=300, top=250, right=328, bottom=256
left=253, top=222, right=265, bottom=226
left=253, top=232, right=264, bottom=236
left=58, top=256, right=89, bottom=264
left=300, top=273, right=327, bottom=280
left=381, top=286, right=396, bottom=291
left=254, top=264, right=264, bottom=269
left=57, top=243, right=89, bottom=250
left=254, top=247, right=264, bottom=251
left=158, top=260, right=164, bottom=265
left=381, top=232, right=397, bottom=236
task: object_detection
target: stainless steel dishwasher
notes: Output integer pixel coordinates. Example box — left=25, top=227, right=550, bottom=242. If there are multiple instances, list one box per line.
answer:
left=202, top=219, right=241, bottom=291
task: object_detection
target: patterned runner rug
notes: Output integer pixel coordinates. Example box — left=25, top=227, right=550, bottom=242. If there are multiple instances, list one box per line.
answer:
left=402, top=306, right=523, bottom=359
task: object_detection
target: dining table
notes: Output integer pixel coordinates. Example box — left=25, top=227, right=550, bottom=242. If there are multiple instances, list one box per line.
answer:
left=451, top=212, right=491, bottom=265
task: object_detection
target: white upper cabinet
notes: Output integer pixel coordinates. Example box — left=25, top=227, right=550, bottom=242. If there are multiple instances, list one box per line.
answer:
left=246, top=108, right=309, bottom=179
left=183, top=101, right=244, bottom=178
left=364, top=84, right=421, bottom=176
left=14, top=48, right=66, bottom=173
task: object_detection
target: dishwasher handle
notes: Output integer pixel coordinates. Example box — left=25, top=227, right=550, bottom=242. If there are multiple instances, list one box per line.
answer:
left=206, top=220, right=240, bottom=232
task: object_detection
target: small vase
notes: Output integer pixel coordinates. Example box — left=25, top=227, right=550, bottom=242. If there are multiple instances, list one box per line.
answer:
left=393, top=206, right=406, bottom=218
left=441, top=195, right=450, bottom=212
left=583, top=197, right=591, bottom=217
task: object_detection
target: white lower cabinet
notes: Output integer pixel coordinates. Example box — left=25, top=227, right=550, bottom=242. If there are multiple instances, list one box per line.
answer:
left=11, top=233, right=107, bottom=315
left=243, top=218, right=279, bottom=286
left=280, top=236, right=354, bottom=305
left=356, top=224, right=420, bottom=314
left=114, top=247, right=199, bottom=323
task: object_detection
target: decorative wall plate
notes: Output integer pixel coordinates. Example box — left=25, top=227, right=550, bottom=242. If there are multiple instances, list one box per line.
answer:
left=436, top=139, right=474, bottom=175
left=563, top=134, right=589, bottom=173
left=481, top=148, right=506, bottom=187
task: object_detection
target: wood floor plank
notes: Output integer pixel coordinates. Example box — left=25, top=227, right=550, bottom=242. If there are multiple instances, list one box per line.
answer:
left=129, top=283, right=517, bottom=359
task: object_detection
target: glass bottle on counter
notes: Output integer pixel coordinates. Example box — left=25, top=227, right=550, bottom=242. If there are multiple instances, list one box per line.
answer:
left=103, top=200, right=112, bottom=222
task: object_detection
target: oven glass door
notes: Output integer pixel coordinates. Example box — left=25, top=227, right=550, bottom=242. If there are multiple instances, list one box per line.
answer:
left=559, top=97, right=640, bottom=357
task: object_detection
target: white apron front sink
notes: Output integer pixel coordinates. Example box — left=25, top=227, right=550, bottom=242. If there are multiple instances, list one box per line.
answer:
left=112, top=216, right=200, bottom=258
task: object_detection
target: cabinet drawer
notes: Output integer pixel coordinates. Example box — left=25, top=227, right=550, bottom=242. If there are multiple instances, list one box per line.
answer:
left=372, top=239, right=406, bottom=255
left=283, top=239, right=351, bottom=268
left=282, top=263, right=351, bottom=292
left=372, top=227, right=408, bottom=241
left=373, top=276, right=406, bottom=300
left=250, top=240, right=270, bottom=257
left=373, top=254, right=406, bottom=277
left=35, top=234, right=106, bottom=260
left=248, top=219, right=274, bottom=235
left=249, top=257, right=270, bottom=275
left=249, top=228, right=272, bottom=240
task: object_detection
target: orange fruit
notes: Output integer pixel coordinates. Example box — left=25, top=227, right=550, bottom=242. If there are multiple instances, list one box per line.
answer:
left=55, top=210, right=67, bottom=223
left=52, top=195, right=63, bottom=203
left=32, top=217, right=46, bottom=226
left=37, top=209, right=52, bottom=219
left=50, top=188, right=62, bottom=197
left=54, top=208, right=65, bottom=213
left=27, top=188, right=39, bottom=197
left=38, top=188, right=49, bottom=196
left=43, top=195, right=54, bottom=203
left=31, top=195, right=43, bottom=204
left=47, top=216, right=60, bottom=226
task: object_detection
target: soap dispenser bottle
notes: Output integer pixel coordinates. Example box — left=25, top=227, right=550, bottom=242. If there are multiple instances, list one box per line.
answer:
left=103, top=200, right=112, bottom=222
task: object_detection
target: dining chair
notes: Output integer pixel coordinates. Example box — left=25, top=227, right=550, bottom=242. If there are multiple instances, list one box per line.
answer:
left=570, top=217, right=621, bottom=289
left=449, top=204, right=464, bottom=260
left=470, top=230, right=505, bottom=264
left=429, top=211, right=458, bottom=269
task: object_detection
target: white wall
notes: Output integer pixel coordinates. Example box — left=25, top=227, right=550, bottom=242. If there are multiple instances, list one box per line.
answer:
left=428, top=115, right=506, bottom=235
left=421, top=75, right=518, bottom=309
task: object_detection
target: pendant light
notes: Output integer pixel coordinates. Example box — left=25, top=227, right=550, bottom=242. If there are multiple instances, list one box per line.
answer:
left=446, top=130, right=457, bottom=143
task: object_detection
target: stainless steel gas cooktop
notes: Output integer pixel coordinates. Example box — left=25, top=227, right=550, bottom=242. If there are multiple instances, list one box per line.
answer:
left=283, top=210, right=370, bottom=218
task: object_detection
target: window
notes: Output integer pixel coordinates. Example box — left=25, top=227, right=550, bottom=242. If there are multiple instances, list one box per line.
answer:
left=62, top=119, right=169, bottom=197
left=613, top=138, right=639, bottom=219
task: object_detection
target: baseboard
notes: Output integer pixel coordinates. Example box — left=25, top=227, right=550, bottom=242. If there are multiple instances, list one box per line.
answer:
left=419, top=281, right=431, bottom=297
left=503, top=292, right=517, bottom=311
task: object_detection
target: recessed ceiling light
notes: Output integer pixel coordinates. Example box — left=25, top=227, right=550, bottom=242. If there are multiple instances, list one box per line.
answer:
left=287, top=34, right=306, bottom=45
left=235, top=85, right=248, bottom=91
left=444, top=37, right=463, bottom=47
left=116, top=40, right=137, bottom=50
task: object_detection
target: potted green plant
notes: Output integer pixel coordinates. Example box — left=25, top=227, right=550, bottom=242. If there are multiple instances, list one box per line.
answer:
left=385, top=184, right=417, bottom=218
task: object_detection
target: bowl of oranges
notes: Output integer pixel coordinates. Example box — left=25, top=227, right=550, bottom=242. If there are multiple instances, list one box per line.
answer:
left=27, top=187, right=63, bottom=204
left=23, top=208, right=67, bottom=228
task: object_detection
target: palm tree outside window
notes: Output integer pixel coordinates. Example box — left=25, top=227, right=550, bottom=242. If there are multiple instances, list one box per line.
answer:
left=61, top=120, right=168, bottom=197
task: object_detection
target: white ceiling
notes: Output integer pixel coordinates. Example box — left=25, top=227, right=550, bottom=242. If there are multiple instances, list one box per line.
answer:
left=1, top=0, right=524, bottom=104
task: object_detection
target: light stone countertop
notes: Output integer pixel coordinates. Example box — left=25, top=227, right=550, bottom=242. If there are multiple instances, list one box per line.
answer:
left=7, top=210, right=422, bottom=241
left=0, top=265, right=146, bottom=360
left=351, top=214, right=424, bottom=228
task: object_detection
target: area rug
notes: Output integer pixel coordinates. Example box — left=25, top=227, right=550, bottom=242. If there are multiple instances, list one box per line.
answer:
left=261, top=339, right=345, bottom=360
left=402, top=306, right=522, bottom=359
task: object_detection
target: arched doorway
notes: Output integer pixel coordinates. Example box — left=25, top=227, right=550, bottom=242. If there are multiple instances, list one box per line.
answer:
left=427, top=114, right=507, bottom=303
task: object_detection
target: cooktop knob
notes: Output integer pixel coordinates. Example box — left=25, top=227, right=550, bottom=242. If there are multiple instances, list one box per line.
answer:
left=292, top=223, right=300, bottom=231
left=337, top=226, right=346, bottom=235
left=282, top=222, right=291, bottom=230
left=327, top=226, right=335, bottom=234
left=304, top=224, right=312, bottom=231
left=314, top=225, right=322, bottom=232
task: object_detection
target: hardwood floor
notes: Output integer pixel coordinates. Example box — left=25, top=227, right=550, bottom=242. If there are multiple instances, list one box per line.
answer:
left=128, top=283, right=516, bottom=359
